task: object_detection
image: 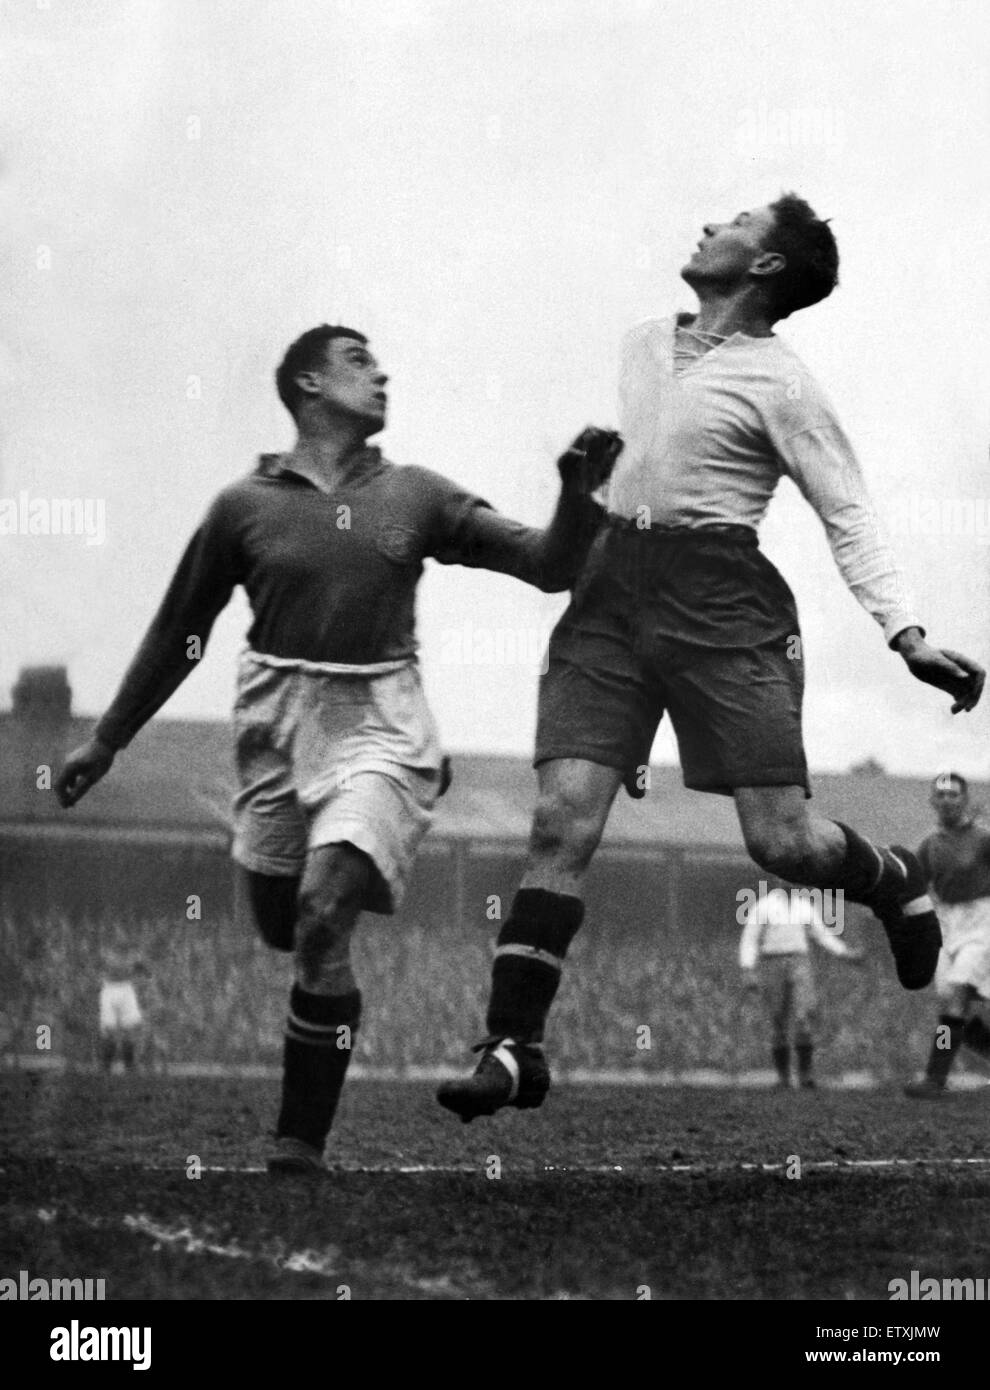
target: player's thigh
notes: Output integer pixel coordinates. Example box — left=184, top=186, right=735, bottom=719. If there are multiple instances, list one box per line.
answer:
left=242, top=868, right=299, bottom=951
left=117, top=984, right=143, bottom=1030
left=937, top=937, right=990, bottom=1006
left=231, top=659, right=307, bottom=878
left=98, top=985, right=116, bottom=1032
left=938, top=981, right=973, bottom=1016
left=791, top=958, right=818, bottom=1025
left=958, top=937, right=990, bottom=1001
left=762, top=960, right=790, bottom=1025
left=535, top=551, right=660, bottom=795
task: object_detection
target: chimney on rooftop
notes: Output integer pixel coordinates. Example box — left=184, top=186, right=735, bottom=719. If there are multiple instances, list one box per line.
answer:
left=12, top=666, right=72, bottom=721
left=4, top=666, right=73, bottom=821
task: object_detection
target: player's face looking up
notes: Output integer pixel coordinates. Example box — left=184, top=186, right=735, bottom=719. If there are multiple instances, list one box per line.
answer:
left=931, top=777, right=969, bottom=828
left=681, top=204, right=783, bottom=292
left=295, top=337, right=389, bottom=436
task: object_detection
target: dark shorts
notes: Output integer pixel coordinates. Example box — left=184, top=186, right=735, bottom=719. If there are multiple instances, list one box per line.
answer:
left=762, top=954, right=818, bottom=1024
left=535, top=518, right=809, bottom=797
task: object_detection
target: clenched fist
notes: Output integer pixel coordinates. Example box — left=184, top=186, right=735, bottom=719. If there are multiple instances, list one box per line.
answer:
left=54, top=737, right=115, bottom=808
left=557, top=426, right=623, bottom=496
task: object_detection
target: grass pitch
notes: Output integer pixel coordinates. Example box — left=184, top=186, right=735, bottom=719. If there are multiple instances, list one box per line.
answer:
left=2, top=1072, right=987, bottom=1301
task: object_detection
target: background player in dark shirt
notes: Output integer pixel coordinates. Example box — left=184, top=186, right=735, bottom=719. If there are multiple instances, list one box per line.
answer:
left=905, top=772, right=990, bottom=1098
left=54, top=324, right=616, bottom=1172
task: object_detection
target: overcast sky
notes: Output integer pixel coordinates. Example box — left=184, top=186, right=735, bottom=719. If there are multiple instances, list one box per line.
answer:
left=2, top=0, right=988, bottom=780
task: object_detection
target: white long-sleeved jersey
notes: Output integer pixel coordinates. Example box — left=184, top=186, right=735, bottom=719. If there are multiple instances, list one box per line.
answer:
left=608, top=316, right=921, bottom=646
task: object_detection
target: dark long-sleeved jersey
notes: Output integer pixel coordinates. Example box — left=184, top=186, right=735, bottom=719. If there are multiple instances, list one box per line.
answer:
left=95, top=448, right=599, bottom=750
left=918, top=821, right=990, bottom=904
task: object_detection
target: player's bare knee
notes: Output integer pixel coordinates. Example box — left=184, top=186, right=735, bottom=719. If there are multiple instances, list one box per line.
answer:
left=294, top=850, right=366, bottom=983
left=295, top=903, right=354, bottom=988
left=529, top=795, right=601, bottom=873
left=301, top=842, right=371, bottom=905
left=529, top=795, right=564, bottom=856
left=295, top=875, right=361, bottom=943
left=742, top=825, right=784, bottom=873
left=743, top=823, right=812, bottom=880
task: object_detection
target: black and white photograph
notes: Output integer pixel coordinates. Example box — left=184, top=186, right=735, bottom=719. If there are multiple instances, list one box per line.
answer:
left=2, top=0, right=988, bottom=1344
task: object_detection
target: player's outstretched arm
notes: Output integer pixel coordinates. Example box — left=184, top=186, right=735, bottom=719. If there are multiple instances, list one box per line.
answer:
left=893, top=627, right=985, bottom=714
left=54, top=495, right=240, bottom=803
left=776, top=423, right=985, bottom=712
left=431, top=427, right=621, bottom=591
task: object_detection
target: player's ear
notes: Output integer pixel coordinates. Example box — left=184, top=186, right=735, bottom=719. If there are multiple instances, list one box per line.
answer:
left=750, top=250, right=786, bottom=280
left=294, top=369, right=324, bottom=402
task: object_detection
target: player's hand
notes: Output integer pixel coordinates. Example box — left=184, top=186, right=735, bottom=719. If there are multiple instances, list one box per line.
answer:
left=55, top=738, right=115, bottom=808
left=844, top=947, right=866, bottom=966
left=742, top=971, right=760, bottom=992
left=895, top=632, right=985, bottom=713
left=557, top=426, right=623, bottom=496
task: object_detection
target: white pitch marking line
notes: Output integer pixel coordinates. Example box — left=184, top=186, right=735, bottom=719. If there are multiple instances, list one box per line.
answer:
left=84, top=1156, right=990, bottom=1177
left=15, top=1201, right=342, bottom=1279
left=122, top=1213, right=341, bottom=1276
left=734, top=1157, right=990, bottom=1173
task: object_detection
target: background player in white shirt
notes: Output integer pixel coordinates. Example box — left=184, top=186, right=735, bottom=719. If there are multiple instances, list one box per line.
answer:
left=441, top=193, right=985, bottom=1123
left=739, top=886, right=862, bottom=1089
left=98, top=948, right=147, bottom=1073
left=905, top=773, right=990, bottom=1098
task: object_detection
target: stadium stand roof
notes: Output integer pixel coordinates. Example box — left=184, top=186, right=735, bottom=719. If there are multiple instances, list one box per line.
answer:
left=2, top=709, right=984, bottom=853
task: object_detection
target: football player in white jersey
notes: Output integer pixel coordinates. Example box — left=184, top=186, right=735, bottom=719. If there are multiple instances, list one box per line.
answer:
left=441, top=194, right=984, bottom=1122
left=740, top=885, right=862, bottom=1089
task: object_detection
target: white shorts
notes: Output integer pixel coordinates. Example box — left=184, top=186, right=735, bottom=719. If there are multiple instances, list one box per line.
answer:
left=935, top=899, right=990, bottom=1000
left=230, top=650, right=444, bottom=914
left=99, top=982, right=143, bottom=1032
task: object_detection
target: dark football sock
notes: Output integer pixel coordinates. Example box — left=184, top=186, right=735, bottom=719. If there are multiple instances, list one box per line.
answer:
left=772, top=1044, right=791, bottom=1083
left=827, top=823, right=893, bottom=904
left=485, top=888, right=585, bottom=1044
left=962, top=1014, right=990, bottom=1059
left=925, top=1014, right=964, bottom=1085
left=828, top=822, right=925, bottom=909
left=796, top=1042, right=814, bottom=1082
left=277, top=985, right=362, bottom=1150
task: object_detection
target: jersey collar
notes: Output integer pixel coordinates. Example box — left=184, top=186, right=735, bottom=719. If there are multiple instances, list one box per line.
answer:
left=673, top=310, right=776, bottom=347
left=255, top=446, right=386, bottom=487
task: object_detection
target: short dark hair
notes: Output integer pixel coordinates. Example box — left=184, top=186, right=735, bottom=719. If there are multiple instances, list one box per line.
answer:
left=933, top=771, right=969, bottom=795
left=275, top=324, right=367, bottom=417
left=761, top=193, right=839, bottom=321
